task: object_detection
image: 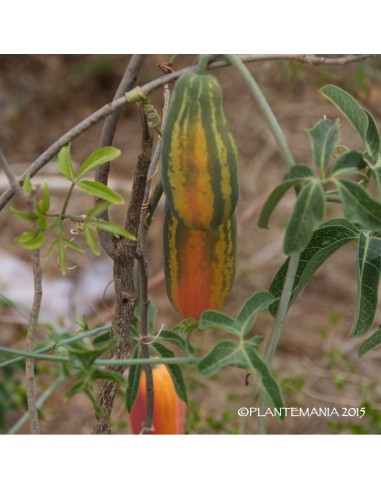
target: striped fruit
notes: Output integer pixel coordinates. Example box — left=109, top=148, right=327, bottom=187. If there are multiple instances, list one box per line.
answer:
left=130, top=364, right=186, bottom=434
left=163, top=204, right=236, bottom=319
left=161, top=71, right=239, bottom=231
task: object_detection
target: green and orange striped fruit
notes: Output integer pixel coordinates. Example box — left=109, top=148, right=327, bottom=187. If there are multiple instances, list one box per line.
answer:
left=161, top=71, right=239, bottom=231
left=163, top=203, right=236, bottom=319
left=129, top=364, right=186, bottom=434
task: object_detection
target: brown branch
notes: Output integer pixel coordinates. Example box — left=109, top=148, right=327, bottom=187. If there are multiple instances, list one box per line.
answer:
left=0, top=150, right=41, bottom=433
left=0, top=54, right=375, bottom=212
left=26, top=244, right=42, bottom=434
left=25, top=192, right=43, bottom=434
left=92, top=112, right=153, bottom=434
left=96, top=54, right=146, bottom=257
left=0, top=149, right=24, bottom=200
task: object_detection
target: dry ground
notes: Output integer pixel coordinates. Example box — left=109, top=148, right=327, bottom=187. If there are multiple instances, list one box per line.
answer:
left=1, top=54, right=381, bottom=434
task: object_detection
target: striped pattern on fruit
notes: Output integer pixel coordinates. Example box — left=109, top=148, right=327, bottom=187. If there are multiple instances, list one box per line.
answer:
left=161, top=71, right=239, bottom=231
left=163, top=203, right=236, bottom=319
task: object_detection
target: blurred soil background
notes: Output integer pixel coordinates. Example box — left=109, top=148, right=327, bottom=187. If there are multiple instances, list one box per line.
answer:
left=1, top=54, right=381, bottom=434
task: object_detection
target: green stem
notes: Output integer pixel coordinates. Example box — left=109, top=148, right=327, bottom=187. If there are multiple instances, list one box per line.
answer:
left=0, top=345, right=198, bottom=367
left=8, top=375, right=66, bottom=434
left=257, top=252, right=300, bottom=434
left=96, top=356, right=198, bottom=367
left=0, top=324, right=111, bottom=369
left=196, top=54, right=216, bottom=75
left=56, top=182, right=76, bottom=232
left=223, top=54, right=296, bottom=169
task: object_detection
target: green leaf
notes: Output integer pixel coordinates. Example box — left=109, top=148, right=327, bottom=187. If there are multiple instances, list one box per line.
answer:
left=155, top=330, right=188, bottom=353
left=45, top=239, right=61, bottom=260
left=258, top=165, right=315, bottom=229
left=336, top=179, right=381, bottom=231
left=76, top=147, right=121, bottom=180
left=58, top=240, right=66, bottom=276
left=87, top=219, right=136, bottom=240
left=269, top=219, right=359, bottom=316
left=10, top=207, right=38, bottom=221
left=65, top=380, right=86, bottom=399
left=82, top=224, right=100, bottom=256
left=134, top=302, right=157, bottom=333
left=37, top=215, right=49, bottom=232
left=68, top=340, right=115, bottom=370
left=92, top=369, right=126, bottom=386
left=125, top=345, right=143, bottom=412
left=37, top=180, right=50, bottom=214
left=364, top=109, right=381, bottom=159
left=23, top=175, right=32, bottom=194
left=152, top=342, right=188, bottom=403
left=351, top=232, right=381, bottom=337
left=306, top=118, right=340, bottom=173
left=58, top=144, right=75, bottom=181
left=17, top=230, right=45, bottom=250
left=199, top=311, right=238, bottom=336
left=241, top=343, right=285, bottom=418
left=76, top=180, right=124, bottom=204
left=61, top=239, right=85, bottom=254
left=320, top=85, right=368, bottom=140
left=369, top=166, right=381, bottom=199
left=85, top=201, right=112, bottom=219
left=197, top=340, right=239, bottom=377
left=284, top=180, right=326, bottom=255
left=358, top=325, right=381, bottom=357
left=236, top=291, right=274, bottom=336
left=331, top=150, right=367, bottom=177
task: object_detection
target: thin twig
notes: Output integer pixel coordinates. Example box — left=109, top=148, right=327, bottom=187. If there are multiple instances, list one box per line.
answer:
left=9, top=375, right=66, bottom=435
left=0, top=54, right=374, bottom=212
left=24, top=192, right=43, bottom=434
left=0, top=148, right=24, bottom=199
left=96, top=54, right=146, bottom=256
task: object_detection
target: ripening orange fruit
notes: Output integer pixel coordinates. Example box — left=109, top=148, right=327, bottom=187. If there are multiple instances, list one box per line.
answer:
left=130, top=364, right=186, bottom=434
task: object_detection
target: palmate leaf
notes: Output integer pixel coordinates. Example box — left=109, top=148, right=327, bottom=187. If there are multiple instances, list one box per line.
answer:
left=199, top=311, right=238, bottom=336
left=336, top=179, right=381, bottom=231
left=283, top=180, right=326, bottom=255
left=269, top=219, right=359, bottom=316
left=320, top=85, right=368, bottom=140
left=125, top=345, right=143, bottom=412
left=76, top=147, right=121, bottom=180
left=358, top=325, right=381, bottom=357
left=76, top=180, right=124, bottom=204
left=305, top=118, right=340, bottom=173
left=17, top=229, right=45, bottom=250
left=241, top=343, right=285, bottom=418
left=258, top=165, right=315, bottom=229
left=152, top=342, right=188, bottom=403
left=236, top=291, right=274, bottom=336
left=331, top=150, right=367, bottom=177
left=351, top=232, right=381, bottom=337
left=320, top=85, right=381, bottom=159
left=197, top=340, right=239, bottom=377
left=82, top=224, right=100, bottom=256
left=57, top=144, right=75, bottom=181
left=364, top=109, right=381, bottom=159
left=87, top=219, right=136, bottom=240
left=199, top=292, right=274, bottom=337
left=197, top=340, right=285, bottom=419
